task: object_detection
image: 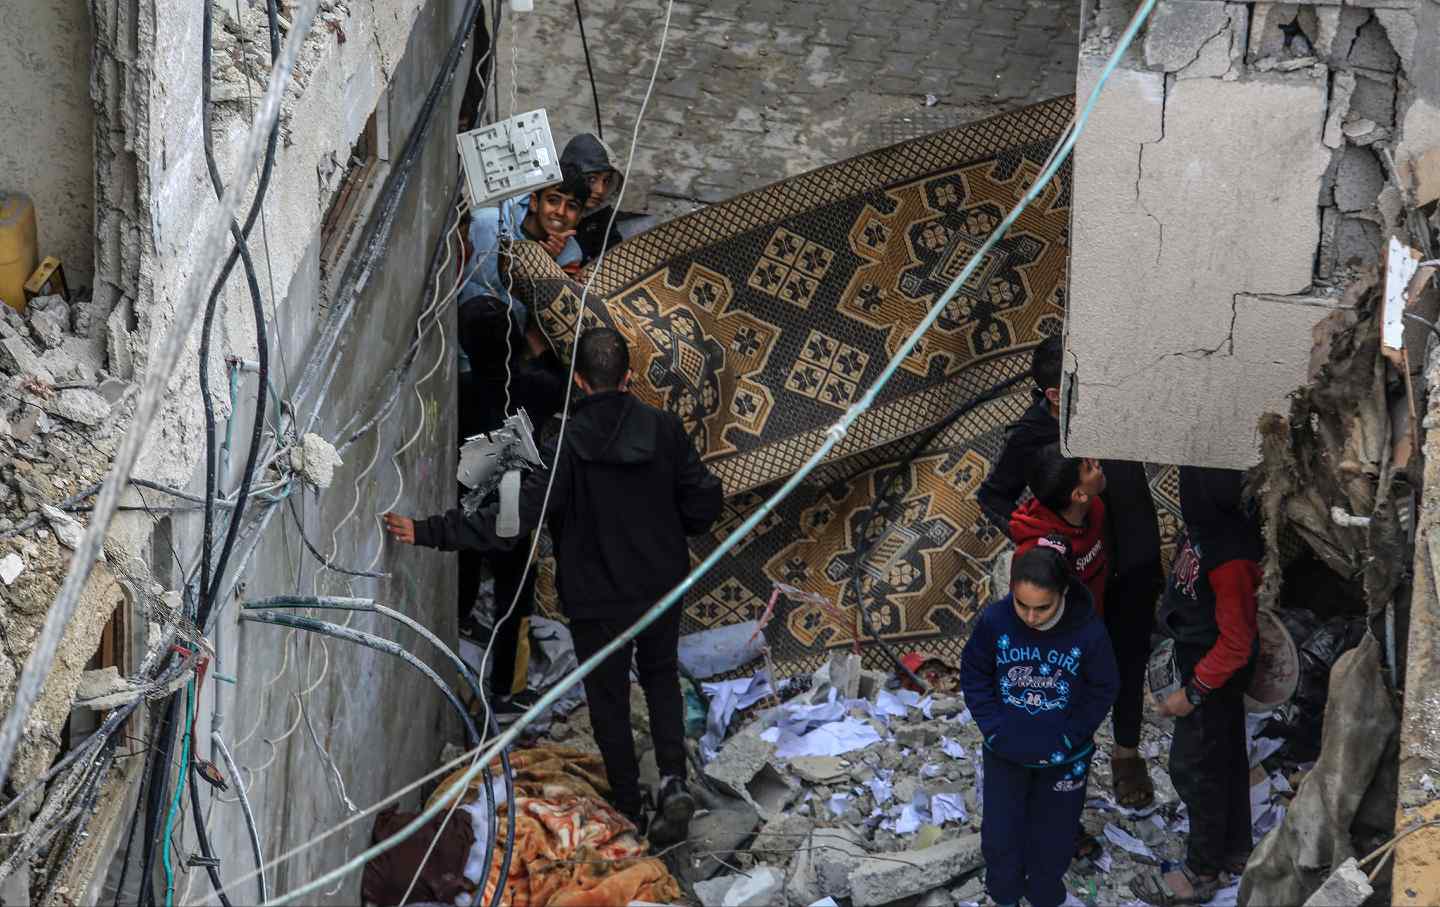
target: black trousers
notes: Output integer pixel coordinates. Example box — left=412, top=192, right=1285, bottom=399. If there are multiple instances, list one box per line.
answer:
left=568, top=607, right=688, bottom=819
left=1104, top=565, right=1161, bottom=749
left=1170, top=644, right=1253, bottom=875
left=457, top=538, right=536, bottom=697
left=983, top=750, right=1095, bottom=907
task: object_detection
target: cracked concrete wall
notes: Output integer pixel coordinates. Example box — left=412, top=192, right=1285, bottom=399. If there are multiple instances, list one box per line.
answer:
left=48, top=0, right=467, bottom=902
left=0, top=0, right=96, bottom=292
left=1065, top=0, right=1437, bottom=468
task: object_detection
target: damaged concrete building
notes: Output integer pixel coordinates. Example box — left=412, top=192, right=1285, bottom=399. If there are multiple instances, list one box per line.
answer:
left=1, top=0, right=1439, bottom=904
left=1, top=0, right=470, bottom=901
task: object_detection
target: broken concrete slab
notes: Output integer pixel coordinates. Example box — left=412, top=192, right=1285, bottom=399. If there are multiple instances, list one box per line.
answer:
left=53, top=388, right=111, bottom=427
left=28, top=305, right=68, bottom=351
left=0, top=337, right=54, bottom=384
left=752, top=811, right=813, bottom=858
left=848, top=834, right=984, bottom=907
left=1302, top=858, right=1373, bottom=906
left=1067, top=66, right=1331, bottom=469
left=1346, top=16, right=1399, bottom=73
left=1143, top=2, right=1243, bottom=79
left=1334, top=146, right=1385, bottom=212
left=787, top=755, right=850, bottom=784
left=1323, top=70, right=1356, bottom=149
left=1348, top=70, right=1397, bottom=128
left=687, top=793, right=761, bottom=881
left=812, top=824, right=872, bottom=899
left=41, top=505, right=84, bottom=549
left=812, top=649, right=862, bottom=702
left=1372, top=8, right=1416, bottom=72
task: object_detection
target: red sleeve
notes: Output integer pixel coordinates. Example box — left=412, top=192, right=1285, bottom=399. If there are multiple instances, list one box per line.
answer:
left=1191, top=559, right=1262, bottom=692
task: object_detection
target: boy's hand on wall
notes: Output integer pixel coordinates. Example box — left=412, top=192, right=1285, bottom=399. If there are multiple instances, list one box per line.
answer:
left=382, top=513, right=416, bottom=545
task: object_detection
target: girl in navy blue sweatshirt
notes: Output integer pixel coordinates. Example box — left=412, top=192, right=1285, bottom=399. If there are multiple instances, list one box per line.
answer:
left=961, top=544, right=1120, bottom=907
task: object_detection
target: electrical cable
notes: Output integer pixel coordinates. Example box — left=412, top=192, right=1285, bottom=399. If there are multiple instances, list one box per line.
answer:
left=0, top=0, right=323, bottom=790
left=290, top=0, right=489, bottom=438
left=160, top=684, right=195, bottom=907
left=212, top=730, right=267, bottom=903
left=243, top=595, right=518, bottom=907
left=286, top=495, right=389, bottom=578
left=239, top=610, right=481, bottom=745
left=198, top=0, right=279, bottom=626
left=573, top=0, right=603, bottom=140
left=259, top=4, right=1158, bottom=898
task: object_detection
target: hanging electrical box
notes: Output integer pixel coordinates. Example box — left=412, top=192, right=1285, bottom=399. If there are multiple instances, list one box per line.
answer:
left=456, top=109, right=561, bottom=209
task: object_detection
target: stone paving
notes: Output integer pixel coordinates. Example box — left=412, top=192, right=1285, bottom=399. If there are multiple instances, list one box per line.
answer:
left=504, top=0, right=1081, bottom=220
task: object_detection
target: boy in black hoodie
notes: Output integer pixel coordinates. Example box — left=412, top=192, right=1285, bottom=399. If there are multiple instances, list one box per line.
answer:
left=384, top=328, right=725, bottom=844
left=977, top=335, right=1163, bottom=809
left=559, top=134, right=625, bottom=263
left=961, top=545, right=1119, bottom=907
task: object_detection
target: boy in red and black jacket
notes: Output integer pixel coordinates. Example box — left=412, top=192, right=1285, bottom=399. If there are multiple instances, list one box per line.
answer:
left=1010, top=442, right=1109, bottom=614
left=1132, top=467, right=1263, bottom=905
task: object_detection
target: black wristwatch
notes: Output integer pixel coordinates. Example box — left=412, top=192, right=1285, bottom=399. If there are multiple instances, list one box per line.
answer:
left=1184, top=682, right=1208, bottom=707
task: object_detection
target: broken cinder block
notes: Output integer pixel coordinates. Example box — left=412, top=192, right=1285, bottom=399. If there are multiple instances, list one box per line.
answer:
left=848, top=834, right=984, bottom=907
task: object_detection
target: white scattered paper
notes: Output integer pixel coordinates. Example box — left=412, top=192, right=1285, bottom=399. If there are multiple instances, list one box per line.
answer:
left=1204, top=881, right=1241, bottom=907
left=1150, top=813, right=1167, bottom=830
left=1103, top=823, right=1157, bottom=860
left=1249, top=775, right=1273, bottom=816
left=867, top=772, right=894, bottom=805
left=1096, top=850, right=1114, bottom=873
left=931, top=792, right=967, bottom=824
left=921, top=763, right=944, bottom=779
left=1253, top=803, right=1286, bottom=842
left=700, top=672, right=773, bottom=762
left=828, top=793, right=852, bottom=816
left=941, top=736, right=967, bottom=759
left=1271, top=772, right=1293, bottom=795
left=773, top=717, right=882, bottom=759
left=895, top=793, right=930, bottom=834
left=919, top=695, right=934, bottom=719
left=874, top=688, right=922, bottom=718
left=809, top=899, right=840, bottom=907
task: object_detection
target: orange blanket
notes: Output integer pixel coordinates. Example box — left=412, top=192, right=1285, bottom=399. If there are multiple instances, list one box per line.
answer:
left=427, top=747, right=684, bottom=907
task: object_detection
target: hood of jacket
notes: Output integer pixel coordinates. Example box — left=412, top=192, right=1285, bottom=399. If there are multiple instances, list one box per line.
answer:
left=561, top=134, right=624, bottom=205
left=564, top=390, right=655, bottom=465
left=1009, top=497, right=1090, bottom=546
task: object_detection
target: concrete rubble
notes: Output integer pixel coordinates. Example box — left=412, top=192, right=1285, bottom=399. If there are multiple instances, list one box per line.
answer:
left=665, top=647, right=1320, bottom=906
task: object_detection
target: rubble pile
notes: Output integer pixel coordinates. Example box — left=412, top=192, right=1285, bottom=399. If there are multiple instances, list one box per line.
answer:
left=0, top=295, right=133, bottom=613
left=674, top=651, right=1311, bottom=907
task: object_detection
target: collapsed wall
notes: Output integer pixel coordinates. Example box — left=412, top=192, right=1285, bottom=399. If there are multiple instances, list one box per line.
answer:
left=1064, top=0, right=1439, bottom=469
left=1, top=0, right=470, bottom=902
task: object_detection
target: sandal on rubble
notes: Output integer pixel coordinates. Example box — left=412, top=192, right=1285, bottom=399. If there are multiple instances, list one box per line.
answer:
left=1129, top=861, right=1223, bottom=906
left=1112, top=755, right=1156, bottom=809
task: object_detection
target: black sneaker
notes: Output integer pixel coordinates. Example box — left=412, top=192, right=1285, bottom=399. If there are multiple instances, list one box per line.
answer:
left=647, top=776, right=695, bottom=846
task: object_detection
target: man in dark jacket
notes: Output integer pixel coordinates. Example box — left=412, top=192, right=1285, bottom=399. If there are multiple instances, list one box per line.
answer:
left=384, top=328, right=725, bottom=843
left=976, top=335, right=1163, bottom=810
left=559, top=134, right=625, bottom=263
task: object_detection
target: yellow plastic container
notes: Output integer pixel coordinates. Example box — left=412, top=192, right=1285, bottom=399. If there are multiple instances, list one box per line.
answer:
left=0, top=192, right=39, bottom=313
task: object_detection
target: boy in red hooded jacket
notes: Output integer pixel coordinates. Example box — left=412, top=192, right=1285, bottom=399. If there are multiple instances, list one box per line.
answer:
left=1010, top=442, right=1109, bottom=615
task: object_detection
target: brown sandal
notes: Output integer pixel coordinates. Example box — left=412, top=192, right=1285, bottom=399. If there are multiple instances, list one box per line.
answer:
left=1112, top=755, right=1156, bottom=809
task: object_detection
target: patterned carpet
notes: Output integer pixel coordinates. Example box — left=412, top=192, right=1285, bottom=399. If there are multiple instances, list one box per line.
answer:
left=513, top=97, right=1182, bottom=674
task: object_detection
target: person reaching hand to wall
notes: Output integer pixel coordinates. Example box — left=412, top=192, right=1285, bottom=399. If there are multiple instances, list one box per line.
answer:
left=385, top=328, right=724, bottom=845
left=961, top=544, right=1119, bottom=907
